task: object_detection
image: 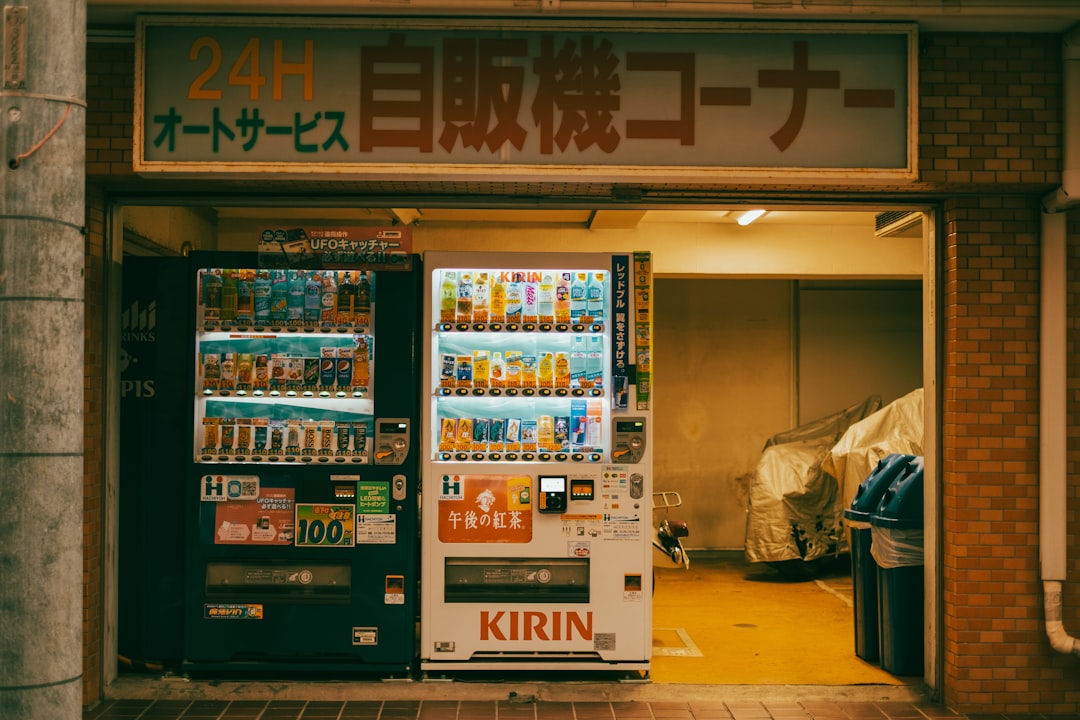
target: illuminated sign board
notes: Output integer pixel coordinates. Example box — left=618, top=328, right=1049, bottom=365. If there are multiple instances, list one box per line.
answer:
left=135, top=17, right=916, bottom=182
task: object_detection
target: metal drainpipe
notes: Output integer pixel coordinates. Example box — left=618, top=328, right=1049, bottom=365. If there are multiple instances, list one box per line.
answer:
left=1039, top=23, right=1080, bottom=656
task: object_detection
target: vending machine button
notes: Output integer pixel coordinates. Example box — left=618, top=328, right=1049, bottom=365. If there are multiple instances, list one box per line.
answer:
left=539, top=323, right=552, bottom=332
left=539, top=453, right=551, bottom=462
left=523, top=388, right=535, bottom=396
left=556, top=388, right=568, bottom=397
left=472, top=324, right=485, bottom=332
left=590, top=453, right=602, bottom=462
left=489, top=388, right=502, bottom=396
left=539, top=388, right=551, bottom=396
left=506, top=389, right=518, bottom=396
left=572, top=324, right=585, bottom=332
left=439, top=323, right=453, bottom=331
left=489, top=323, right=502, bottom=332
left=456, top=388, right=469, bottom=396
left=455, top=453, right=469, bottom=461
left=572, top=453, right=584, bottom=462
left=507, top=324, right=519, bottom=332
left=506, top=453, right=518, bottom=461
left=523, top=453, right=535, bottom=461
left=439, top=452, right=452, bottom=461
left=555, top=453, right=568, bottom=461
left=489, top=453, right=502, bottom=461
left=472, top=388, right=486, bottom=396
left=455, top=323, right=470, bottom=332
left=592, top=323, right=604, bottom=333
left=523, top=323, right=535, bottom=331
left=471, top=453, right=485, bottom=461
left=439, top=387, right=452, bottom=396
left=572, top=388, right=584, bottom=397
left=591, top=389, right=602, bottom=397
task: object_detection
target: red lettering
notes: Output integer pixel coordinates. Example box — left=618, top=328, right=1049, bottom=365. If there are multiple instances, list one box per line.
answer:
left=478, top=610, right=592, bottom=642
left=480, top=611, right=506, bottom=641
left=524, top=611, right=549, bottom=640
left=567, top=611, right=592, bottom=640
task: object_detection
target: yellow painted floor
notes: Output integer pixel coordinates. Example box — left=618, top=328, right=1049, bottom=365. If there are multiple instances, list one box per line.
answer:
left=650, top=551, right=903, bottom=686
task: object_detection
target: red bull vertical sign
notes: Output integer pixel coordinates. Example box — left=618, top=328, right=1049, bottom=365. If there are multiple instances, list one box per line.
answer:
left=633, top=252, right=652, bottom=410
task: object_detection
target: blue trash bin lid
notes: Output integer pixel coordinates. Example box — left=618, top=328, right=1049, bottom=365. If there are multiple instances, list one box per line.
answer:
left=844, top=453, right=916, bottom=523
left=870, top=456, right=924, bottom=530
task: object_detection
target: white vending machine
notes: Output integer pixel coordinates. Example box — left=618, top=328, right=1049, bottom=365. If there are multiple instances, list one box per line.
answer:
left=420, top=251, right=654, bottom=672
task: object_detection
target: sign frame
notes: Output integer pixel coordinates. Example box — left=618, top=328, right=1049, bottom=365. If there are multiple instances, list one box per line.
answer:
left=134, top=15, right=918, bottom=184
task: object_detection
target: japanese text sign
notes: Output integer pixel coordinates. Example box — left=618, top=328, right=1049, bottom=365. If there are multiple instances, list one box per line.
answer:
left=438, top=474, right=533, bottom=543
left=135, top=18, right=916, bottom=182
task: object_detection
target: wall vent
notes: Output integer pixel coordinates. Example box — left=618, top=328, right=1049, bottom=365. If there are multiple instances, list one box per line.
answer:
left=874, top=211, right=922, bottom=237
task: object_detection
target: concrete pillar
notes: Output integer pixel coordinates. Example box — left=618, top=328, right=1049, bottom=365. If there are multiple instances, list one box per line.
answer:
left=0, top=1, right=87, bottom=718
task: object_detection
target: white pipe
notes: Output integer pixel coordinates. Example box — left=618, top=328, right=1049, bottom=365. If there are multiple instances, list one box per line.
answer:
left=1039, top=23, right=1080, bottom=656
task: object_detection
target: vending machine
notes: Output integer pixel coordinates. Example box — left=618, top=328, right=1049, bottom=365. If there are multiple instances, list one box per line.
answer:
left=420, top=251, right=654, bottom=672
left=182, top=246, right=420, bottom=674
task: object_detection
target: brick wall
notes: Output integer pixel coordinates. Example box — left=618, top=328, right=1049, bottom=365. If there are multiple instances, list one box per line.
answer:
left=941, top=197, right=1080, bottom=713
left=919, top=35, right=1060, bottom=190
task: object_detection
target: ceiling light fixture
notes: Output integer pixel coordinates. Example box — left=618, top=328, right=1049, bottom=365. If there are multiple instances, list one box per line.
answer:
left=737, top=209, right=767, bottom=226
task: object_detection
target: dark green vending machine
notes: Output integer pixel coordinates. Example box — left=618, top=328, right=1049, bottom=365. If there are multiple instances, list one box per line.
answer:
left=182, top=242, right=420, bottom=675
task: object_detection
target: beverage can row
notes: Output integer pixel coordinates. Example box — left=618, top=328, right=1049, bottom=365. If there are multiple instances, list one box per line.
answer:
left=439, top=336, right=603, bottom=390
left=200, top=417, right=369, bottom=460
left=438, top=399, right=603, bottom=454
left=201, top=339, right=370, bottom=393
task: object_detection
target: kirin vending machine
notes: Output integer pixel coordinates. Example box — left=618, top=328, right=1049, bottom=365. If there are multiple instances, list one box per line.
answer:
left=182, top=241, right=420, bottom=674
left=420, top=251, right=654, bottom=672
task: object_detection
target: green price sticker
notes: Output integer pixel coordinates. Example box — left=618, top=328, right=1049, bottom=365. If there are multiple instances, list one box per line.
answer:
left=295, top=504, right=355, bottom=547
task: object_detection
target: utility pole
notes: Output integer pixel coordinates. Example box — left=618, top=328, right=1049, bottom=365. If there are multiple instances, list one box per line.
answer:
left=0, top=1, right=87, bottom=718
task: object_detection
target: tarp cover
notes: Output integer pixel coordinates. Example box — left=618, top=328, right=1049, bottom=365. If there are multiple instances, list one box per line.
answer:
left=744, top=395, right=882, bottom=565
left=823, top=387, right=924, bottom=511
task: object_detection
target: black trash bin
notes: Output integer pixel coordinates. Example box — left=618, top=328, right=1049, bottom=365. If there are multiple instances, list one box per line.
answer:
left=870, top=456, right=925, bottom=676
left=844, top=453, right=916, bottom=662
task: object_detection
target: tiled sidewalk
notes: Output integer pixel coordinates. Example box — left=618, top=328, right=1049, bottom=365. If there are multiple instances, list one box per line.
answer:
left=81, top=698, right=980, bottom=720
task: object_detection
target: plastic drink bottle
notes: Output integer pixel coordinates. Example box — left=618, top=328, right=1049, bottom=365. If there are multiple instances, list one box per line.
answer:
left=490, top=351, right=505, bottom=385
left=457, top=271, right=473, bottom=322
left=270, top=270, right=288, bottom=323
left=586, top=336, right=603, bottom=387
left=555, top=272, right=571, bottom=322
left=473, top=272, right=490, bottom=322
left=356, top=273, right=372, bottom=316
left=506, top=272, right=524, bottom=321
left=538, top=273, right=555, bottom=320
left=287, top=270, right=306, bottom=322
left=490, top=275, right=507, bottom=322
left=440, top=271, right=457, bottom=322
left=236, top=269, right=254, bottom=323
left=523, top=279, right=538, bottom=321
left=570, top=335, right=586, bottom=387
left=304, top=271, right=322, bottom=323
left=202, top=270, right=222, bottom=322
left=336, top=271, right=356, bottom=324
left=253, top=269, right=271, bottom=323
left=320, top=271, right=337, bottom=324
left=569, top=272, right=587, bottom=321
left=586, top=271, right=605, bottom=321
left=220, top=269, right=238, bottom=322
